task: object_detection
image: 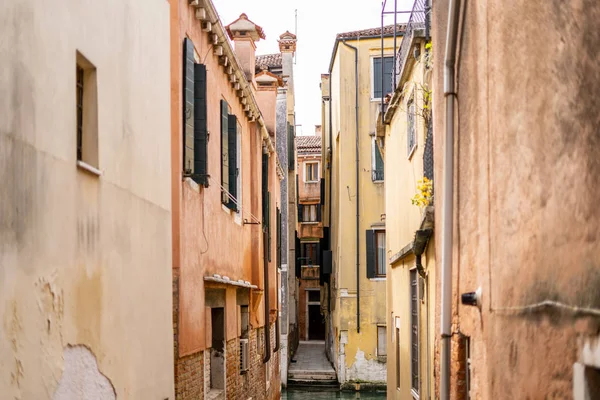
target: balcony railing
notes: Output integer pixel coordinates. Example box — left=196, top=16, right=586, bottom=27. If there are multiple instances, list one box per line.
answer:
left=394, top=0, right=428, bottom=88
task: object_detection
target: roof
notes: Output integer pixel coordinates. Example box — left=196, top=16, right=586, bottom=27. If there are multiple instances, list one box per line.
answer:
left=336, top=24, right=406, bottom=40
left=255, top=53, right=282, bottom=70
left=297, top=135, right=321, bottom=155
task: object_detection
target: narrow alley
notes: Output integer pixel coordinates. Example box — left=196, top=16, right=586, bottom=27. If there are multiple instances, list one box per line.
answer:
left=2, top=0, right=600, bottom=399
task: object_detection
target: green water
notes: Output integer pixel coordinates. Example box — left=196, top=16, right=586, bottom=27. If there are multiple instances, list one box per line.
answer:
left=282, top=390, right=387, bottom=399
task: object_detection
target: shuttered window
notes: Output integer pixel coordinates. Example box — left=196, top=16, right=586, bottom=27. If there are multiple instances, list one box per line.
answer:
left=193, top=63, right=208, bottom=186
left=183, top=38, right=195, bottom=177
left=372, top=138, right=384, bottom=182
left=373, top=56, right=394, bottom=99
left=221, top=100, right=229, bottom=204
left=366, top=229, right=386, bottom=278
left=407, top=93, right=416, bottom=156
left=227, top=114, right=238, bottom=210
left=410, top=268, right=420, bottom=395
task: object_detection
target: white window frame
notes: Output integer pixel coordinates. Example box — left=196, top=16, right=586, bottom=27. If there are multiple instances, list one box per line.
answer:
left=304, top=161, right=320, bottom=183
left=410, top=267, right=420, bottom=399
left=372, top=136, right=384, bottom=182
left=370, top=55, right=395, bottom=102
left=302, top=204, right=318, bottom=223
left=407, top=91, right=417, bottom=159
left=234, top=121, right=243, bottom=224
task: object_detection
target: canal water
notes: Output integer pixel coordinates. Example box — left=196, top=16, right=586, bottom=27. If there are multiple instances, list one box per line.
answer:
left=282, top=390, right=387, bottom=399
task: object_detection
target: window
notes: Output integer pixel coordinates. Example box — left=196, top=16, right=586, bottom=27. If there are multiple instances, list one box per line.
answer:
left=182, top=38, right=209, bottom=186
left=308, top=290, right=320, bottom=302
left=410, top=268, right=419, bottom=396
left=372, top=137, right=384, bottom=182
left=377, top=326, right=387, bottom=357
left=407, top=93, right=416, bottom=157
left=305, top=161, right=319, bottom=182
left=366, top=229, right=386, bottom=278
left=376, top=231, right=386, bottom=275
left=372, top=56, right=394, bottom=99
left=301, top=204, right=319, bottom=223
left=300, top=242, right=319, bottom=266
left=75, top=52, right=98, bottom=169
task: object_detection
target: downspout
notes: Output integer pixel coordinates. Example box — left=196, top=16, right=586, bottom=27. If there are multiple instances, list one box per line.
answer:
left=341, top=40, right=360, bottom=333
left=441, top=0, right=461, bottom=398
left=263, top=230, right=272, bottom=363
left=274, top=269, right=280, bottom=352
left=327, top=69, right=333, bottom=315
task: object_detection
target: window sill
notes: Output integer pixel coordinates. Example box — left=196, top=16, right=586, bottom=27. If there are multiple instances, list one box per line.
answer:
left=372, top=179, right=384, bottom=184
left=305, top=180, right=319, bottom=184
left=369, top=277, right=387, bottom=281
left=300, top=221, right=319, bottom=225
left=184, top=177, right=200, bottom=193
left=76, top=160, right=102, bottom=177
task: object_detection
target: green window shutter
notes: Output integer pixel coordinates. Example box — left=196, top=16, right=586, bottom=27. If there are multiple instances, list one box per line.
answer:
left=373, top=57, right=382, bottom=99
left=317, top=205, right=322, bottom=222
left=297, top=204, right=303, bottom=222
left=220, top=100, right=229, bottom=204
left=288, top=123, right=295, bottom=170
left=183, top=38, right=195, bottom=176
left=194, top=63, right=208, bottom=186
left=277, top=208, right=281, bottom=267
left=227, top=114, right=238, bottom=210
left=366, top=230, right=376, bottom=278
left=295, top=233, right=301, bottom=278
left=267, top=191, right=271, bottom=262
left=320, top=178, right=325, bottom=205
left=262, top=153, right=269, bottom=227
left=374, top=141, right=384, bottom=181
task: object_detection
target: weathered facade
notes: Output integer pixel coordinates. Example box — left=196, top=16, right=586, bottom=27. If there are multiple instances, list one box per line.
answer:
left=170, top=1, right=282, bottom=398
left=297, top=133, right=325, bottom=342
left=379, top=8, right=436, bottom=398
left=257, top=32, right=300, bottom=386
left=432, top=0, right=600, bottom=399
left=321, top=26, right=402, bottom=389
left=0, top=0, right=173, bottom=398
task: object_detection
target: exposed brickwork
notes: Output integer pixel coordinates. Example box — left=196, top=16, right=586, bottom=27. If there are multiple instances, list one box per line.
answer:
left=226, top=338, right=238, bottom=400
left=174, top=269, right=205, bottom=400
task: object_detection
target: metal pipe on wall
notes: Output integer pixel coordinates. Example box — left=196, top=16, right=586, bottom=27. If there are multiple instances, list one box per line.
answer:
left=440, top=0, right=462, bottom=397
left=263, top=229, right=272, bottom=363
left=341, top=40, right=360, bottom=333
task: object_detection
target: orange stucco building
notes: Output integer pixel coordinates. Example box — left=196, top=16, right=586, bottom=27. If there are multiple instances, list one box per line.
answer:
left=169, top=1, right=283, bottom=398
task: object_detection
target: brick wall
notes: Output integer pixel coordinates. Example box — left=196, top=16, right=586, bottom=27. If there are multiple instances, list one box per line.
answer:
left=173, top=269, right=205, bottom=399
left=226, top=338, right=238, bottom=400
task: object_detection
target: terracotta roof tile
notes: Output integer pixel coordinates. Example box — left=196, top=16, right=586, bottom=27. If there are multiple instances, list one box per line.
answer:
left=297, top=135, right=321, bottom=154
left=336, top=24, right=406, bottom=40
left=255, top=53, right=282, bottom=70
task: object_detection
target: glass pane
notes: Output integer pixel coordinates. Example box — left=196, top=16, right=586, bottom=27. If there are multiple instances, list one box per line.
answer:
left=310, top=205, right=316, bottom=222
left=377, top=231, right=386, bottom=275
left=383, top=56, right=394, bottom=96
left=308, top=290, right=320, bottom=302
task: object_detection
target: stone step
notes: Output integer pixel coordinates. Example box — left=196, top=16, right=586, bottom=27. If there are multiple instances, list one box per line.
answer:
left=288, top=370, right=337, bottom=381
left=287, top=379, right=340, bottom=390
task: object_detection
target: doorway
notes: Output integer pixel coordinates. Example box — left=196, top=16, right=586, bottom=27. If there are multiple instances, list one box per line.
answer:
left=210, top=307, right=225, bottom=390
left=306, top=289, right=325, bottom=340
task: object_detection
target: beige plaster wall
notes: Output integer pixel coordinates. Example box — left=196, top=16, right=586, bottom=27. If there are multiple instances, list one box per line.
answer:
left=0, top=0, right=173, bottom=398
left=432, top=0, right=600, bottom=398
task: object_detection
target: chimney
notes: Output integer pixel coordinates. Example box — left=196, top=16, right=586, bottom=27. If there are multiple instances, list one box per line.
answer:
left=226, top=14, right=265, bottom=86
left=278, top=31, right=297, bottom=91
left=255, top=70, right=283, bottom=136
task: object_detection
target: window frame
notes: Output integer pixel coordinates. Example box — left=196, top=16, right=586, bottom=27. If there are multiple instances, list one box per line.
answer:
left=410, top=268, right=420, bottom=398
left=304, top=161, right=320, bottom=183
left=371, top=136, right=384, bottom=182
left=302, top=204, right=318, bottom=223
left=75, top=51, right=99, bottom=174
left=300, top=242, right=319, bottom=266
left=407, top=91, right=417, bottom=159
left=377, top=325, right=387, bottom=357
left=374, top=230, right=386, bottom=277
left=371, top=55, right=395, bottom=101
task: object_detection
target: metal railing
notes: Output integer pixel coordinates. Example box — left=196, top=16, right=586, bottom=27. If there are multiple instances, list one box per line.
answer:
left=394, top=0, right=428, bottom=87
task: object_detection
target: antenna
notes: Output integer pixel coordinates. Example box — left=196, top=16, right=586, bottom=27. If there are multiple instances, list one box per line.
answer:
left=294, top=9, right=298, bottom=65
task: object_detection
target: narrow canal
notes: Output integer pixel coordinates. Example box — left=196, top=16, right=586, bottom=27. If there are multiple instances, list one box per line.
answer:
left=282, top=390, right=387, bottom=399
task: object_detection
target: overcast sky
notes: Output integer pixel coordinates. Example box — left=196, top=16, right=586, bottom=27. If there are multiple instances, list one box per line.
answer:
left=214, top=0, right=414, bottom=135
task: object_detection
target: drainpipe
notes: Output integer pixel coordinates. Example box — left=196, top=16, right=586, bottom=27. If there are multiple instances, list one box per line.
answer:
left=341, top=40, right=360, bottom=333
left=327, top=70, right=333, bottom=316
left=263, top=229, right=271, bottom=363
left=440, top=0, right=461, bottom=398
left=274, top=269, right=280, bottom=352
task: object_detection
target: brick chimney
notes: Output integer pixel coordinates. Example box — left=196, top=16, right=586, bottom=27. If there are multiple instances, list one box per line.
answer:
left=226, top=14, right=265, bottom=86
left=278, top=31, right=297, bottom=90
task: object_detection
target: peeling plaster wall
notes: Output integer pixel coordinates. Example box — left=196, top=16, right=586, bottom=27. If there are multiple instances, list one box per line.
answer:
left=432, top=0, right=600, bottom=398
left=0, top=0, right=173, bottom=398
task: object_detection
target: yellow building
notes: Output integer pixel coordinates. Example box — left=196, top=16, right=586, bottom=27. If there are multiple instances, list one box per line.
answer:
left=379, top=9, right=436, bottom=399
left=320, top=25, right=401, bottom=388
